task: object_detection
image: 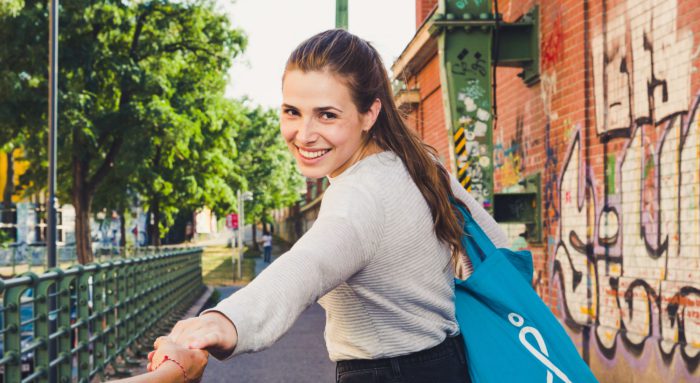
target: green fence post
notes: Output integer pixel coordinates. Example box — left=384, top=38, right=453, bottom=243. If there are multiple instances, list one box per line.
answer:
left=114, top=260, right=124, bottom=354
left=132, top=256, right=149, bottom=355
left=57, top=269, right=77, bottom=382
left=92, top=263, right=107, bottom=379
left=2, top=274, right=34, bottom=382
left=104, top=261, right=118, bottom=372
left=141, top=254, right=157, bottom=340
left=73, top=265, right=92, bottom=382
left=123, top=258, right=137, bottom=360
left=35, top=272, right=56, bottom=382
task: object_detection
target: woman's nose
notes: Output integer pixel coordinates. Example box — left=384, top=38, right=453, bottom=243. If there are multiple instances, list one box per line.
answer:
left=296, top=118, right=317, bottom=143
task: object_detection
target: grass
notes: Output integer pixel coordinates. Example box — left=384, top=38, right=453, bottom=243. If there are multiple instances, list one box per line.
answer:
left=201, top=245, right=259, bottom=286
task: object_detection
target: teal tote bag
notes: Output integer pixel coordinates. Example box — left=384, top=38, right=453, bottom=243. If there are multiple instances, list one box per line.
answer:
left=453, top=203, right=598, bottom=383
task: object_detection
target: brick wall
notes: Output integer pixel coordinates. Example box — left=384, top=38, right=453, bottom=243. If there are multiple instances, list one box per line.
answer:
left=495, top=1, right=700, bottom=381
left=408, top=0, right=700, bottom=381
left=405, top=55, right=453, bottom=172
left=415, top=0, right=438, bottom=29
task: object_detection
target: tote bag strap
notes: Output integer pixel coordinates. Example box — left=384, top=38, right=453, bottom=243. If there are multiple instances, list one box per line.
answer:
left=453, top=202, right=499, bottom=270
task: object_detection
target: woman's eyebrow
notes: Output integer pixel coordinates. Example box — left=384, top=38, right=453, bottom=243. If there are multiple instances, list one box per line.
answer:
left=314, top=106, right=343, bottom=114
left=281, top=104, right=343, bottom=114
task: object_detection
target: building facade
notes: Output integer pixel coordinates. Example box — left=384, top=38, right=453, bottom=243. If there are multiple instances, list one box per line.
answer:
left=395, top=0, right=700, bottom=381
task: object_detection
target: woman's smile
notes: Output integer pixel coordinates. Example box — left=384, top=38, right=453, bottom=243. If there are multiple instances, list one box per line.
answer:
left=296, top=145, right=331, bottom=161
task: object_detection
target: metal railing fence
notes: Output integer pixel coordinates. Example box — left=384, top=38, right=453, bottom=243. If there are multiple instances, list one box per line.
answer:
left=0, top=247, right=203, bottom=382
left=0, top=245, right=192, bottom=277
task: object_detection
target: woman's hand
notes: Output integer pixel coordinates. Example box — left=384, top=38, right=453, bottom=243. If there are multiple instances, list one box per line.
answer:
left=147, top=337, right=209, bottom=382
left=165, top=312, right=239, bottom=360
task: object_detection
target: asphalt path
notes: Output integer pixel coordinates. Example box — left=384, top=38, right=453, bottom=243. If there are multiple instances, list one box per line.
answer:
left=201, top=285, right=336, bottom=383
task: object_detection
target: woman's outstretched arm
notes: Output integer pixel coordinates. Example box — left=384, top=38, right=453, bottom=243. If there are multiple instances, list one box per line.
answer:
left=108, top=338, right=209, bottom=383
left=163, top=181, right=384, bottom=359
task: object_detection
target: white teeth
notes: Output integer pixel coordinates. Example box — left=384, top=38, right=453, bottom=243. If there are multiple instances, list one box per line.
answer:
left=298, top=148, right=329, bottom=159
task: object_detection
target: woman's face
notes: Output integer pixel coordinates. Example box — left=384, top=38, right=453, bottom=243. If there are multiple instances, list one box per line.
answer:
left=280, top=69, right=379, bottom=179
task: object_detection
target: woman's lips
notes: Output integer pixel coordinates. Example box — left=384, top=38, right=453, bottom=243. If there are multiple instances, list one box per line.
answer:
left=296, top=146, right=330, bottom=161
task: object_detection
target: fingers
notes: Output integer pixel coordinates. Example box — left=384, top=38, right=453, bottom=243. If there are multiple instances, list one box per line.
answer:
left=167, top=317, right=217, bottom=350
left=188, top=331, right=220, bottom=350
left=168, top=318, right=196, bottom=345
left=154, top=336, right=169, bottom=350
left=154, top=314, right=235, bottom=363
left=147, top=350, right=155, bottom=372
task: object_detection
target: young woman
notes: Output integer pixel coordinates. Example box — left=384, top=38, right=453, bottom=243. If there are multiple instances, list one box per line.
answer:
left=157, top=29, right=509, bottom=383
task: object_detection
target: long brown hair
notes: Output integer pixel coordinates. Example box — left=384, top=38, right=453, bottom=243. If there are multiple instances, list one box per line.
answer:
left=285, top=29, right=468, bottom=265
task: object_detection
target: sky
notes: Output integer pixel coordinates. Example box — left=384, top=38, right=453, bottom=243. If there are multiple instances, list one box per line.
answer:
left=217, top=0, right=417, bottom=109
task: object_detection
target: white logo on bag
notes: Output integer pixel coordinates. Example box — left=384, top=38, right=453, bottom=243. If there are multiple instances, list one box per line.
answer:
left=508, top=313, right=573, bottom=383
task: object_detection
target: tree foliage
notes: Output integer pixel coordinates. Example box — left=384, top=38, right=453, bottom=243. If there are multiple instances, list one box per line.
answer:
left=0, top=0, right=246, bottom=263
left=0, top=0, right=24, bottom=17
left=236, top=105, right=304, bottom=228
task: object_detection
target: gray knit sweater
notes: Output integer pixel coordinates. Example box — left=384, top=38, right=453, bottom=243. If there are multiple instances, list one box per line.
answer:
left=204, top=151, right=508, bottom=361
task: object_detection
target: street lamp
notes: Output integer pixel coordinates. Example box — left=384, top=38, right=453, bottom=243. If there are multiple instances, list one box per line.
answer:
left=235, top=190, right=253, bottom=280
left=47, top=0, right=59, bottom=380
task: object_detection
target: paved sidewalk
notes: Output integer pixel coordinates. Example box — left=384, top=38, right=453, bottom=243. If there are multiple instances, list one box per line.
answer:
left=201, top=241, right=336, bottom=382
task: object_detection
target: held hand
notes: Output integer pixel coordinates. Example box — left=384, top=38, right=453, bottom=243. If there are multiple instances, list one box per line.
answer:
left=167, top=312, right=239, bottom=360
left=147, top=337, right=209, bottom=382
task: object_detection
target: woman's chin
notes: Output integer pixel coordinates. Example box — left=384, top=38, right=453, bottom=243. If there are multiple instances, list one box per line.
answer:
left=297, top=164, right=328, bottom=179
left=300, top=169, right=327, bottom=179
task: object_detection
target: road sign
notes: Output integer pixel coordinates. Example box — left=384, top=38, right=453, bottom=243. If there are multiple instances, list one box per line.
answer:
left=227, top=213, right=239, bottom=230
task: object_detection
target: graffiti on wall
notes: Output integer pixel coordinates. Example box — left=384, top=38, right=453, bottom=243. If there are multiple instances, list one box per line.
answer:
left=591, top=0, right=694, bottom=137
left=548, top=0, right=700, bottom=378
left=542, top=4, right=564, bottom=69
left=553, top=97, right=700, bottom=374
left=494, top=113, right=526, bottom=188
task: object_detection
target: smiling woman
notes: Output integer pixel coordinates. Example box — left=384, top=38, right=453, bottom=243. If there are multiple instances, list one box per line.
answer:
left=280, top=69, right=382, bottom=178
left=153, top=29, right=509, bottom=383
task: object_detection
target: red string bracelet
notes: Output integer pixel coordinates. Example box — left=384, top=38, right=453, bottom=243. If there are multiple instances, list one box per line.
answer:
left=157, top=355, right=188, bottom=382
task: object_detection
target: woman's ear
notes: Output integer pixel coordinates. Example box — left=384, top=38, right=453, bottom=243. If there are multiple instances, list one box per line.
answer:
left=362, top=98, right=382, bottom=132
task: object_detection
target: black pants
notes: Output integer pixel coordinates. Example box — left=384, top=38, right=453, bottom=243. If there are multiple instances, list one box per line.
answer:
left=335, top=334, right=470, bottom=383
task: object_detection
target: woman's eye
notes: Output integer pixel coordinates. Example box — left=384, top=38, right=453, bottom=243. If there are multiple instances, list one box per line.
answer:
left=283, top=108, right=299, bottom=117
left=320, top=112, right=337, bottom=120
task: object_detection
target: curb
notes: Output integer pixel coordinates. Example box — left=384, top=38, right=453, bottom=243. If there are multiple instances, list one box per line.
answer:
left=183, top=286, right=214, bottom=318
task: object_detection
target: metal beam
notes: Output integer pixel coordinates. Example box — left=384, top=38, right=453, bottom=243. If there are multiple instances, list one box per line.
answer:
left=436, top=0, right=495, bottom=213
left=336, top=0, right=348, bottom=30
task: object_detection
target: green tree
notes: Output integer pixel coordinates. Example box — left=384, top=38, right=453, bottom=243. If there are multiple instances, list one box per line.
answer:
left=130, top=95, right=244, bottom=246
left=0, top=0, right=24, bottom=17
left=0, top=0, right=43, bottom=242
left=236, top=105, right=304, bottom=246
left=1, top=0, right=246, bottom=263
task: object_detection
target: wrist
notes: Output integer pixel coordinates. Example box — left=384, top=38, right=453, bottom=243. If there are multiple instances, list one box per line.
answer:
left=200, top=311, right=238, bottom=358
left=154, top=360, right=187, bottom=383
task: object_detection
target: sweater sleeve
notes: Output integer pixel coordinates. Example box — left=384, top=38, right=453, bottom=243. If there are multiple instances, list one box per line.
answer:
left=201, top=182, right=384, bottom=359
left=448, top=173, right=510, bottom=248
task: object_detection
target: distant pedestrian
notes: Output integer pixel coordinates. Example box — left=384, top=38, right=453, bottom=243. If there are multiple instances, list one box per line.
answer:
left=153, top=29, right=508, bottom=383
left=261, top=229, right=273, bottom=263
